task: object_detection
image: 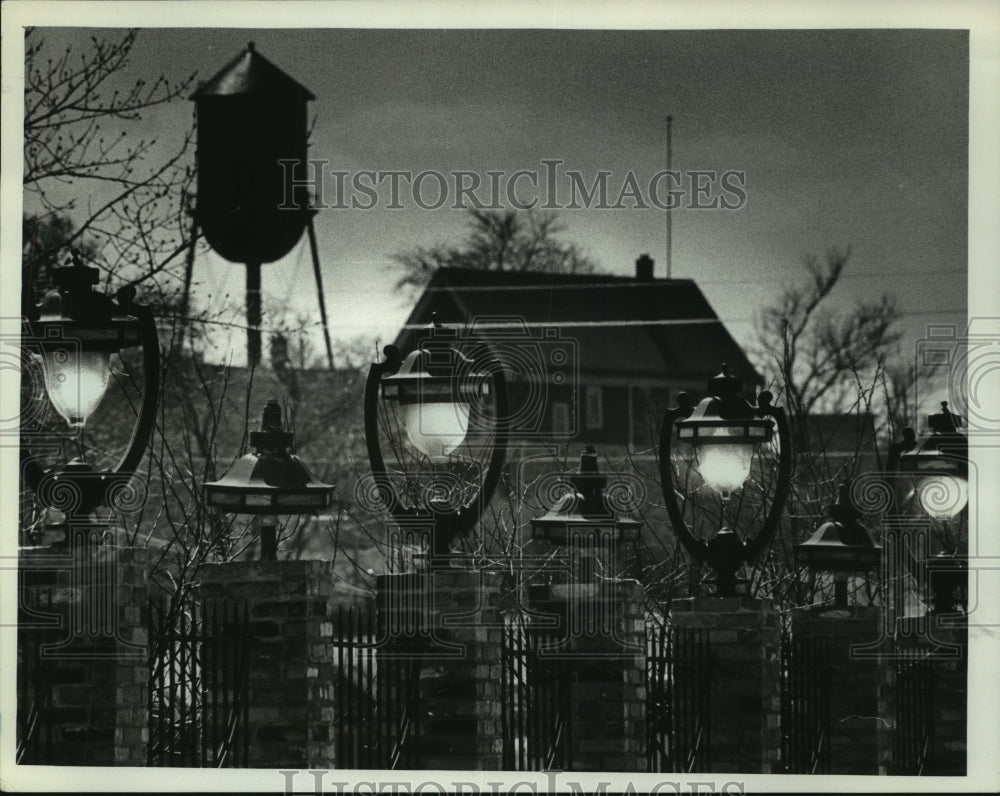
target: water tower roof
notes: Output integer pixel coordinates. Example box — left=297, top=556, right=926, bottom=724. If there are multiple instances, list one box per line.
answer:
left=193, top=43, right=315, bottom=101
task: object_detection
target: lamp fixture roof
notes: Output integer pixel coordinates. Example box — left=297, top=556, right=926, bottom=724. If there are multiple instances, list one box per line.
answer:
left=796, top=481, right=881, bottom=573
left=204, top=399, right=334, bottom=515
left=531, top=446, right=642, bottom=544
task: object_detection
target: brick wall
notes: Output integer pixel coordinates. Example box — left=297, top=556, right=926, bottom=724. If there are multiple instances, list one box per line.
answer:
left=376, top=569, right=503, bottom=770
left=792, top=605, right=880, bottom=774
left=18, top=536, right=149, bottom=765
left=670, top=596, right=781, bottom=774
left=876, top=616, right=967, bottom=775
left=198, top=559, right=348, bottom=768
left=526, top=579, right=647, bottom=771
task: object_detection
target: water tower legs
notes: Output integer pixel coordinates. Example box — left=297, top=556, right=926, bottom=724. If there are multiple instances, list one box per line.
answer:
left=247, top=260, right=262, bottom=366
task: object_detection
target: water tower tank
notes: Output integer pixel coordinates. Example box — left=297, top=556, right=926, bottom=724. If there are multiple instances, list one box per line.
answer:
left=192, top=43, right=314, bottom=265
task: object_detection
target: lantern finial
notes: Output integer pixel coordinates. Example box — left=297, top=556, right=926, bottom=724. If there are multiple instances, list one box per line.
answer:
left=261, top=399, right=282, bottom=432
left=929, top=401, right=961, bottom=434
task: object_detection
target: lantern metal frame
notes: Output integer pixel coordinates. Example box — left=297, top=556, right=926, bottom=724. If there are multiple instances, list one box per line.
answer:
left=20, top=251, right=160, bottom=521
left=658, top=365, right=792, bottom=597
left=531, top=446, right=642, bottom=583
left=364, top=325, right=509, bottom=559
left=795, top=480, right=882, bottom=608
left=204, top=399, right=334, bottom=560
left=888, top=401, right=969, bottom=614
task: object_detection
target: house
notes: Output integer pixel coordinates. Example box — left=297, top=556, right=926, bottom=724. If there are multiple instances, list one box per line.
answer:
left=392, top=255, right=762, bottom=454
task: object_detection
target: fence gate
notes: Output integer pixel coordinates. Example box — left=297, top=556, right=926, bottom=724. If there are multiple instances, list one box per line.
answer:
left=500, top=620, right=573, bottom=771
left=780, top=633, right=832, bottom=774
left=147, top=598, right=251, bottom=767
left=893, top=652, right=935, bottom=775
left=645, top=624, right=712, bottom=773
left=330, top=604, right=423, bottom=769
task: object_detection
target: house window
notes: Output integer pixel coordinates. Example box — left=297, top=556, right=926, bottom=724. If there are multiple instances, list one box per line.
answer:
left=551, top=402, right=570, bottom=435
left=585, top=386, right=603, bottom=431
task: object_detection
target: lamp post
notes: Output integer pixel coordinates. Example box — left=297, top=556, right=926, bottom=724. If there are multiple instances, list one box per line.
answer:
left=364, top=321, right=509, bottom=559
left=18, top=249, right=161, bottom=765
left=796, top=481, right=882, bottom=609
left=792, top=480, right=883, bottom=775
left=889, top=401, right=968, bottom=614
left=658, top=364, right=792, bottom=596
left=364, top=323, right=510, bottom=770
left=526, top=446, right=647, bottom=771
left=21, top=249, right=160, bottom=525
left=204, top=399, right=334, bottom=560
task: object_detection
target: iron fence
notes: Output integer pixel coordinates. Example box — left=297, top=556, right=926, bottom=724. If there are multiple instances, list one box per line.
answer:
left=780, top=633, right=832, bottom=774
left=893, top=651, right=935, bottom=775
left=645, top=623, right=712, bottom=773
left=500, top=618, right=573, bottom=771
left=147, top=598, right=251, bottom=767
left=16, top=589, right=56, bottom=765
left=330, top=603, right=423, bottom=769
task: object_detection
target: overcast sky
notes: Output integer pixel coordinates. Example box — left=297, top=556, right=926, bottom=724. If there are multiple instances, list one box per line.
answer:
left=3, top=4, right=1000, bottom=791
left=13, top=20, right=978, bottom=389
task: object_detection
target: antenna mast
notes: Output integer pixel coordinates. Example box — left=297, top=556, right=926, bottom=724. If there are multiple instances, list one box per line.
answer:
left=666, top=114, right=673, bottom=279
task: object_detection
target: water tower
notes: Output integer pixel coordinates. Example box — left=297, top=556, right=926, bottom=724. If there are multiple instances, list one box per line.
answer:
left=190, top=43, right=333, bottom=366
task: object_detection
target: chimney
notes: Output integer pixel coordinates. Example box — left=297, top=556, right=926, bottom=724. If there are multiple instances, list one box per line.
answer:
left=635, top=253, right=655, bottom=281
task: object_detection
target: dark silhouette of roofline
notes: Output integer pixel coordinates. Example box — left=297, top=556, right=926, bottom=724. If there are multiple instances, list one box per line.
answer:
left=394, top=266, right=763, bottom=387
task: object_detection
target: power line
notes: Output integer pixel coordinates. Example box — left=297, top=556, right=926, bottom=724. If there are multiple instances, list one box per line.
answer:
left=182, top=306, right=967, bottom=336
left=414, top=269, right=967, bottom=293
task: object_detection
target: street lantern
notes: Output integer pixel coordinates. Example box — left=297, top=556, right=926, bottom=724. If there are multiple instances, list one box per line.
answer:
left=658, top=364, right=792, bottom=596
left=21, top=250, right=160, bottom=521
left=378, top=345, right=486, bottom=461
left=531, top=446, right=641, bottom=584
left=889, top=401, right=968, bottom=614
left=204, top=399, right=334, bottom=560
left=364, top=322, right=509, bottom=558
left=796, top=481, right=881, bottom=608
left=894, top=402, right=968, bottom=520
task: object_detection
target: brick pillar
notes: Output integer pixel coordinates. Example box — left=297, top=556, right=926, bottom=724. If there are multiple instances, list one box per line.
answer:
left=931, top=621, right=969, bottom=774
left=669, top=596, right=781, bottom=773
left=791, top=605, right=880, bottom=774
left=876, top=616, right=967, bottom=775
left=198, top=560, right=341, bottom=768
left=376, top=569, right=503, bottom=769
left=18, top=536, right=149, bottom=765
left=526, top=579, right=647, bottom=771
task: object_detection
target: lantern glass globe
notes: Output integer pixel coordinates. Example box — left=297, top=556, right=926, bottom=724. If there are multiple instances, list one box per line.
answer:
left=41, top=349, right=111, bottom=429
left=916, top=474, right=969, bottom=520
left=402, top=401, right=471, bottom=459
left=697, top=444, right=753, bottom=496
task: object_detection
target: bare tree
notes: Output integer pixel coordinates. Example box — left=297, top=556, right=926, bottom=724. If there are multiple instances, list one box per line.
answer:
left=22, top=27, right=197, bottom=303
left=392, top=208, right=599, bottom=293
left=754, top=246, right=902, bottom=451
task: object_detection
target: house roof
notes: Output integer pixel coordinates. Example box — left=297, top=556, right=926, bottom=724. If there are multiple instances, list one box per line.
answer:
left=393, top=267, right=762, bottom=387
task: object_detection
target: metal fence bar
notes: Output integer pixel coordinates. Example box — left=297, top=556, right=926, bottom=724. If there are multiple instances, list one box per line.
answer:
left=17, top=589, right=56, bottom=766
left=497, top=617, right=573, bottom=772
left=329, top=603, right=433, bottom=771
left=780, top=631, right=832, bottom=775
left=147, top=597, right=250, bottom=768
left=644, top=624, right=712, bottom=774
left=894, top=651, right=935, bottom=775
